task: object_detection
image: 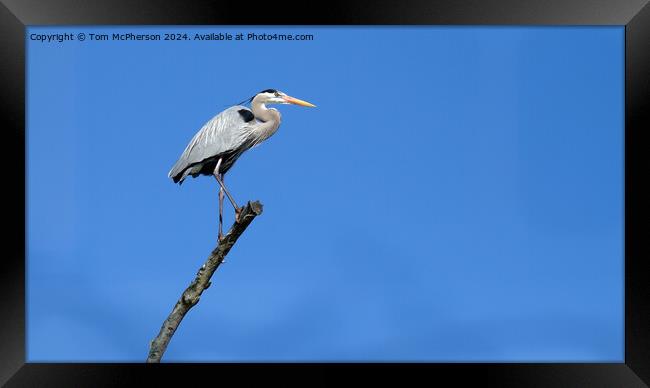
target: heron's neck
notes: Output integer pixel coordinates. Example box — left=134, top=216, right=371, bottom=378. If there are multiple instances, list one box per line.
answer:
left=251, top=101, right=281, bottom=143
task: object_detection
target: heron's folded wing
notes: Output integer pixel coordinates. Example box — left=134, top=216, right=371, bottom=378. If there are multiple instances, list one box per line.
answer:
left=168, top=106, right=253, bottom=179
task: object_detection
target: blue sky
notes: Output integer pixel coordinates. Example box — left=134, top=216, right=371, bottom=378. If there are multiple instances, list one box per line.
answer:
left=27, top=26, right=624, bottom=362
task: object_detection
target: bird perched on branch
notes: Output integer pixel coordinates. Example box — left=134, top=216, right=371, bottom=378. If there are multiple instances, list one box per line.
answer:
left=168, top=89, right=316, bottom=241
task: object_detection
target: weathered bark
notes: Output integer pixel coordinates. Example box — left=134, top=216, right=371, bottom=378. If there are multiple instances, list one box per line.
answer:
left=146, top=200, right=263, bottom=363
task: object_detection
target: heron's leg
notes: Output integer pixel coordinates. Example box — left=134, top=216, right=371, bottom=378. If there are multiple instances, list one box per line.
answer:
left=215, top=174, right=241, bottom=222
left=218, top=183, right=224, bottom=241
left=213, top=160, right=241, bottom=221
left=214, top=158, right=225, bottom=242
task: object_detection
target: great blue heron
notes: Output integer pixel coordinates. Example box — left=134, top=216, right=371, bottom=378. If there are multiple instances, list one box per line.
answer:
left=168, top=89, right=316, bottom=241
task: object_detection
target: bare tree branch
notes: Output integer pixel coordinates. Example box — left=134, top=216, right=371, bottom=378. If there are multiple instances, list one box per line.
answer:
left=146, top=200, right=263, bottom=363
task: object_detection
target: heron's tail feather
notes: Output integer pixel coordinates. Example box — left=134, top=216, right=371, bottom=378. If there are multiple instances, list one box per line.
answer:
left=169, top=160, right=199, bottom=184
left=168, top=162, right=187, bottom=184
left=171, top=172, right=183, bottom=184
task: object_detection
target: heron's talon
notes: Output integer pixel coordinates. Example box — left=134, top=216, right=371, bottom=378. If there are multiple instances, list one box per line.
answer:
left=235, top=207, right=242, bottom=223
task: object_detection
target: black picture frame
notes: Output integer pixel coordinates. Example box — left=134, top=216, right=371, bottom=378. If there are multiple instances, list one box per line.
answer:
left=1, top=0, right=648, bottom=386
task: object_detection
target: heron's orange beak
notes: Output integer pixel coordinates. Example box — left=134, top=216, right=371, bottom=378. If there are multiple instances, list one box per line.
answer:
left=283, top=95, right=316, bottom=107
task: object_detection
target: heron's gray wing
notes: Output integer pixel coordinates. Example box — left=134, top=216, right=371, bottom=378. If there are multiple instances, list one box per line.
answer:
left=168, top=106, right=254, bottom=180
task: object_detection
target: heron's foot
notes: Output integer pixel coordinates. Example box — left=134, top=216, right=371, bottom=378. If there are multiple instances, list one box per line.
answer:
left=234, top=207, right=242, bottom=223
left=218, top=231, right=224, bottom=243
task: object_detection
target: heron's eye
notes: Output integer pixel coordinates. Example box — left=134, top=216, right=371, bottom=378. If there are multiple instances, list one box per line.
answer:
left=274, top=92, right=280, bottom=97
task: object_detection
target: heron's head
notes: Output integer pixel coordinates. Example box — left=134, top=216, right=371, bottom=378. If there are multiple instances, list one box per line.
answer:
left=253, top=89, right=316, bottom=107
